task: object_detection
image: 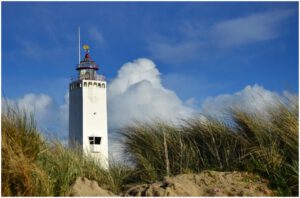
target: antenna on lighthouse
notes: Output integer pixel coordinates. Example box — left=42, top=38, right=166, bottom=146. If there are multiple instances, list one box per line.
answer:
left=78, top=27, right=81, bottom=64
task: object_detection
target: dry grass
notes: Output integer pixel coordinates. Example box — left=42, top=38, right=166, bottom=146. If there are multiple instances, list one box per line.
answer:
left=1, top=109, right=52, bottom=196
left=2, top=95, right=298, bottom=196
left=121, top=96, right=298, bottom=196
left=1, top=108, right=132, bottom=196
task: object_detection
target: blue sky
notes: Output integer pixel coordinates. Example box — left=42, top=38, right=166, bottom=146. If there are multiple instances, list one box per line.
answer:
left=2, top=2, right=298, bottom=140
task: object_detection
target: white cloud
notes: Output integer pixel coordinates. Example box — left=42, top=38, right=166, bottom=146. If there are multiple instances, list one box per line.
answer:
left=3, top=58, right=296, bottom=161
left=211, top=9, right=294, bottom=48
left=5, top=94, right=53, bottom=123
left=184, top=97, right=198, bottom=108
left=2, top=58, right=196, bottom=160
left=5, top=83, right=295, bottom=134
left=2, top=93, right=68, bottom=140
left=4, top=58, right=196, bottom=134
left=107, top=58, right=196, bottom=160
left=108, top=58, right=161, bottom=97
left=58, top=91, right=69, bottom=131
left=108, top=58, right=196, bottom=129
left=200, top=84, right=296, bottom=120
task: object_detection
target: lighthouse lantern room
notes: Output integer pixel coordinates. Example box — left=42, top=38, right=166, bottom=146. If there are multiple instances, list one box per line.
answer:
left=69, top=45, right=108, bottom=168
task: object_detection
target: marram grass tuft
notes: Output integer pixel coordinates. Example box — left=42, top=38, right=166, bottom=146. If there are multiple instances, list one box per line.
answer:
left=121, top=96, right=298, bottom=196
left=1, top=107, right=132, bottom=196
left=2, top=95, right=298, bottom=196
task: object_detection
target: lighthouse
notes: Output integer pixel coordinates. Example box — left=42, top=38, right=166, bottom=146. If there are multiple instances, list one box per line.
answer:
left=69, top=45, right=108, bottom=168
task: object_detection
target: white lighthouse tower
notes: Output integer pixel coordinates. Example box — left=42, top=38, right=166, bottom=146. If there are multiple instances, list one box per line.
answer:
left=69, top=44, right=108, bottom=168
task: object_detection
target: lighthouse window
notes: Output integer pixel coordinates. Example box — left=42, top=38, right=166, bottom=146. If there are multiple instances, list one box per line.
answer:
left=95, top=137, right=101, bottom=144
left=98, top=83, right=101, bottom=87
left=84, top=82, right=87, bottom=87
left=102, top=83, right=105, bottom=88
left=94, top=82, right=97, bottom=86
left=89, top=137, right=94, bottom=144
left=89, top=136, right=102, bottom=145
left=88, top=82, right=92, bottom=87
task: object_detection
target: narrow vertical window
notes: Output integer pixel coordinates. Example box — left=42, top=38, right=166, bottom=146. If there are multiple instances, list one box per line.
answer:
left=95, top=137, right=101, bottom=145
left=89, top=137, right=94, bottom=144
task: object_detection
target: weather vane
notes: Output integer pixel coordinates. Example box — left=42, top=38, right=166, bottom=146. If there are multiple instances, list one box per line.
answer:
left=83, top=44, right=90, bottom=54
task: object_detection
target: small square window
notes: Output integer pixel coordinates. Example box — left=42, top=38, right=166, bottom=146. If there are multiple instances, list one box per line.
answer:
left=89, top=136, right=101, bottom=145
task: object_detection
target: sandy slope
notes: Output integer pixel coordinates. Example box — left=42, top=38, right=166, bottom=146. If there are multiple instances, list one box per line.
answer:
left=123, top=171, right=275, bottom=196
left=69, top=171, right=275, bottom=196
left=69, top=177, right=115, bottom=196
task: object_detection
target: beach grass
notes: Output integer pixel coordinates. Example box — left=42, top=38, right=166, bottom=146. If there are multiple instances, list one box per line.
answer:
left=1, top=107, right=131, bottom=196
left=121, top=97, right=298, bottom=196
left=2, top=95, right=298, bottom=196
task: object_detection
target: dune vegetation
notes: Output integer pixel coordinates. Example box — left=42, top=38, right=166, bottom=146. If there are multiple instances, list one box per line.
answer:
left=1, top=108, right=132, bottom=196
left=1, top=95, right=298, bottom=196
left=121, top=96, right=298, bottom=196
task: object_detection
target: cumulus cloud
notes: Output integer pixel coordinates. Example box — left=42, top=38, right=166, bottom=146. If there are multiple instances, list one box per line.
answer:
left=2, top=58, right=196, bottom=159
left=58, top=91, right=69, bottom=131
left=3, top=58, right=196, bottom=134
left=201, top=84, right=297, bottom=120
left=3, top=94, right=52, bottom=124
left=2, top=93, right=68, bottom=140
left=3, top=59, right=297, bottom=160
left=108, top=58, right=196, bottom=129
left=107, top=58, right=197, bottom=160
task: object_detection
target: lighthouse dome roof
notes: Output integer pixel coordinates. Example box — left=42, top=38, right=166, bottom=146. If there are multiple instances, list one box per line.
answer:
left=76, top=45, right=99, bottom=70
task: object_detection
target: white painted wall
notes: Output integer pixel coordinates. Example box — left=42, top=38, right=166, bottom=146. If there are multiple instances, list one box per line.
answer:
left=69, top=80, right=108, bottom=168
